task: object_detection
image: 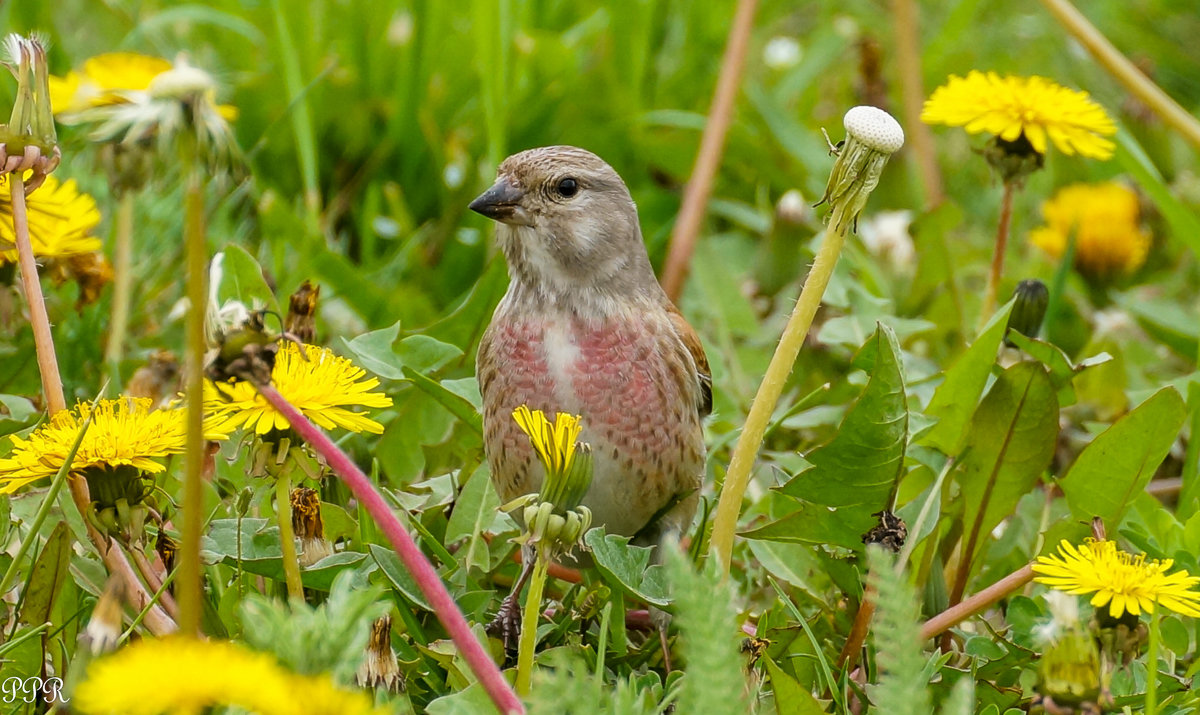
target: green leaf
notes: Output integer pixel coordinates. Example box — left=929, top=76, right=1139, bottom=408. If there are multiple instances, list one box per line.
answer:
left=957, top=362, right=1058, bottom=567
left=1114, top=294, right=1199, bottom=360
left=741, top=499, right=876, bottom=552
left=424, top=256, right=509, bottom=353
left=763, top=655, right=825, bottom=715
left=341, top=321, right=405, bottom=379
left=200, top=518, right=364, bottom=590
left=1005, top=332, right=1112, bottom=406
left=369, top=543, right=433, bottom=611
left=0, top=394, right=39, bottom=437
left=402, top=367, right=483, bottom=435
left=19, top=521, right=70, bottom=626
left=923, top=301, right=1014, bottom=455
left=398, top=334, right=464, bottom=373
left=216, top=244, right=279, bottom=314
left=1058, top=387, right=1186, bottom=531
left=778, top=323, right=908, bottom=507
left=584, top=529, right=669, bottom=608
left=443, top=463, right=501, bottom=574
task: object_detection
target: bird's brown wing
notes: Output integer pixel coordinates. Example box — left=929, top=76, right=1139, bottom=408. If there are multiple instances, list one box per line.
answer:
left=665, top=303, right=712, bottom=418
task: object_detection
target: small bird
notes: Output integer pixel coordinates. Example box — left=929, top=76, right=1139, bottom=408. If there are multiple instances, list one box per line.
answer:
left=471, top=146, right=711, bottom=651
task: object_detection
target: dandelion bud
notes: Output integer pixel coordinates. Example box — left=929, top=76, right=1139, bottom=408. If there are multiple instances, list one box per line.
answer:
left=1005, top=279, right=1049, bottom=346
left=816, top=105, right=904, bottom=234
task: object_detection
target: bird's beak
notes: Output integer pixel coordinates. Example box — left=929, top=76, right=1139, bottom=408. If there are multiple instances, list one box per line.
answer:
left=469, top=176, right=529, bottom=224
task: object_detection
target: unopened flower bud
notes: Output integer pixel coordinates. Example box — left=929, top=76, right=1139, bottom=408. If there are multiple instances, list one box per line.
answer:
left=816, top=106, right=904, bottom=234
left=1005, top=279, right=1049, bottom=346
left=1, top=34, right=59, bottom=191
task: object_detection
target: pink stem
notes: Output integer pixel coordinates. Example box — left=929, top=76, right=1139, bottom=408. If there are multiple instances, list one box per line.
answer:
left=255, top=383, right=524, bottom=714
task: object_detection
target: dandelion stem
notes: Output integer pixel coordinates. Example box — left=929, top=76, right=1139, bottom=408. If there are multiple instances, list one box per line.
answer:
left=516, top=554, right=549, bottom=696
left=919, top=563, right=1033, bottom=640
left=981, top=180, right=1016, bottom=326
left=710, top=224, right=850, bottom=572
left=275, top=472, right=304, bottom=600
left=10, top=173, right=65, bottom=414
left=660, top=0, right=759, bottom=301
left=104, top=192, right=136, bottom=381
left=1146, top=611, right=1161, bottom=715
left=254, top=382, right=525, bottom=715
left=178, top=168, right=208, bottom=637
left=1038, top=0, right=1200, bottom=152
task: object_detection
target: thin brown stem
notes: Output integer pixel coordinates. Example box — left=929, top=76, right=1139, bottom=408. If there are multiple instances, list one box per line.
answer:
left=129, top=546, right=179, bottom=619
left=10, top=173, right=65, bottom=414
left=980, top=181, right=1015, bottom=326
left=891, top=0, right=944, bottom=206
left=178, top=169, right=207, bottom=636
left=660, top=0, right=758, bottom=301
left=920, top=563, right=1034, bottom=641
left=1038, top=0, right=1200, bottom=152
left=836, top=592, right=876, bottom=672
left=104, top=192, right=136, bottom=375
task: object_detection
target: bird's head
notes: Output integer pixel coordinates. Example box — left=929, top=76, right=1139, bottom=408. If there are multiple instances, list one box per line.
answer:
left=469, top=146, right=659, bottom=308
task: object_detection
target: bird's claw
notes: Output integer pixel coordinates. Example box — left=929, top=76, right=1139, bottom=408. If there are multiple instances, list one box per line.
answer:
left=486, top=592, right=523, bottom=653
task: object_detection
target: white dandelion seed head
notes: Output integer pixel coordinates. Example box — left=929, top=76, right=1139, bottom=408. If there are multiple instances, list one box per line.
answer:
left=844, top=105, right=905, bottom=154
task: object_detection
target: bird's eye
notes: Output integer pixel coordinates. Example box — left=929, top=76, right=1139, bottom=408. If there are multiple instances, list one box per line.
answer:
left=556, top=177, right=578, bottom=198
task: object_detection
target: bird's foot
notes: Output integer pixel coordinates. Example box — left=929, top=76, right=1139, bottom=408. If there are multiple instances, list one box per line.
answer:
left=486, top=592, right=523, bottom=652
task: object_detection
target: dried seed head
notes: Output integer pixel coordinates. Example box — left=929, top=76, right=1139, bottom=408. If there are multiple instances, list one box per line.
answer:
left=816, top=105, right=905, bottom=234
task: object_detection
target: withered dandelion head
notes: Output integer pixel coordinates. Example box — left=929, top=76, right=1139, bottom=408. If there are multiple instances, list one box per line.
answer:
left=0, top=173, right=102, bottom=260
left=204, top=342, right=392, bottom=436
left=921, top=71, right=1116, bottom=160
left=1034, top=539, right=1200, bottom=619
left=74, top=637, right=388, bottom=715
left=0, top=397, right=227, bottom=494
left=1028, top=182, right=1150, bottom=282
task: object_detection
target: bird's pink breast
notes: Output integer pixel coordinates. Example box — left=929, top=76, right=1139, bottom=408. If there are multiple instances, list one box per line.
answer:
left=478, top=311, right=703, bottom=535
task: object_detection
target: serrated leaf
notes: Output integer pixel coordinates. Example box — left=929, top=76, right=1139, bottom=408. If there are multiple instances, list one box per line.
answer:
left=584, top=529, right=670, bottom=608
left=1058, top=387, right=1186, bottom=531
left=779, top=324, right=908, bottom=507
left=957, top=362, right=1058, bottom=568
left=923, top=301, right=1014, bottom=455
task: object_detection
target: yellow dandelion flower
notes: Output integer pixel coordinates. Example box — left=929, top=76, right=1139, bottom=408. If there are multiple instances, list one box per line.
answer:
left=921, top=71, right=1117, bottom=159
left=73, top=637, right=388, bottom=715
left=1028, top=182, right=1150, bottom=281
left=0, top=398, right=229, bottom=494
left=49, top=52, right=172, bottom=114
left=512, top=406, right=592, bottom=512
left=0, top=173, right=103, bottom=262
left=1034, top=539, right=1200, bottom=619
left=205, top=342, right=393, bottom=435
left=512, top=405, right=583, bottom=478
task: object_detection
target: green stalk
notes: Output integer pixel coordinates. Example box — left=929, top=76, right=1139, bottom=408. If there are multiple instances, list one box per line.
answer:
left=275, top=472, right=304, bottom=599
left=709, top=223, right=850, bottom=572
left=178, top=168, right=207, bottom=636
left=269, top=0, right=322, bottom=245
left=103, top=192, right=136, bottom=384
left=1145, top=611, right=1161, bottom=715
left=516, top=553, right=550, bottom=696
